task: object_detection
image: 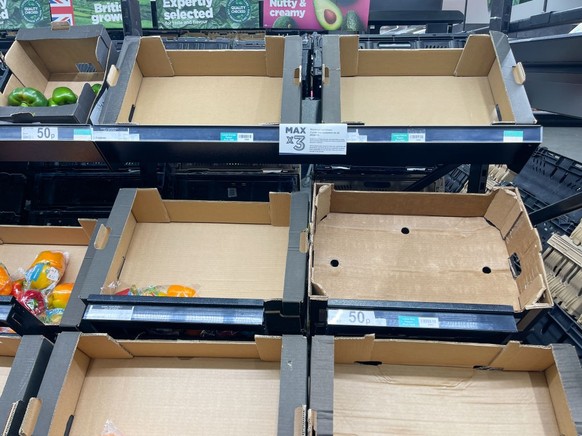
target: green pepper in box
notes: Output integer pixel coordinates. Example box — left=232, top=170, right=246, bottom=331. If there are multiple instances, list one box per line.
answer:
left=7, top=87, right=48, bottom=107
left=51, top=87, right=78, bottom=105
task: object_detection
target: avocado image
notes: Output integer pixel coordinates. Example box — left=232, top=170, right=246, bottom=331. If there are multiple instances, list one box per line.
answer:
left=273, top=16, right=298, bottom=29
left=344, top=10, right=364, bottom=31
left=314, top=0, right=343, bottom=31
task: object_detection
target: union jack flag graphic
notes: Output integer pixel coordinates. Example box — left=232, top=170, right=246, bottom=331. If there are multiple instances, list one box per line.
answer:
left=49, top=0, right=72, bottom=7
left=51, top=13, right=74, bottom=24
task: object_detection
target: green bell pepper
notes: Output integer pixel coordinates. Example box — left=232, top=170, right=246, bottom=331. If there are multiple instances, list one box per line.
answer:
left=7, top=87, right=48, bottom=107
left=47, top=99, right=58, bottom=107
left=91, top=83, right=102, bottom=94
left=51, top=87, right=78, bottom=105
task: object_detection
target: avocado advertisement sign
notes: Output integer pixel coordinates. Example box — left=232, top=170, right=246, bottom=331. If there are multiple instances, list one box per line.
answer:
left=264, top=0, right=369, bottom=31
left=156, top=0, right=259, bottom=29
left=50, top=0, right=153, bottom=28
left=0, top=0, right=51, bottom=30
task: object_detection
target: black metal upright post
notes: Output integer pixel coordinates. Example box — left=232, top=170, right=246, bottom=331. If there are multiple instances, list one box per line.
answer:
left=489, top=0, right=513, bottom=33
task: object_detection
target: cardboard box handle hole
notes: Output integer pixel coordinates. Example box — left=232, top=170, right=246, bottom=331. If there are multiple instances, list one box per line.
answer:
left=94, top=224, right=111, bottom=250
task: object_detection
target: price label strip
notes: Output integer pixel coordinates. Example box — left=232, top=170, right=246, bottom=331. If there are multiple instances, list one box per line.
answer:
left=85, top=305, right=134, bottom=321
left=328, top=309, right=387, bottom=327
left=21, top=126, right=59, bottom=141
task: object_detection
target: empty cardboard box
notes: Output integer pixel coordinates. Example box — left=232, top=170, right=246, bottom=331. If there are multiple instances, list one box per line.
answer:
left=0, top=336, right=53, bottom=434
left=98, top=35, right=302, bottom=125
left=0, top=24, right=114, bottom=124
left=24, top=332, right=307, bottom=436
left=0, top=221, right=97, bottom=329
left=310, top=184, right=551, bottom=318
left=322, top=32, right=535, bottom=125
left=78, top=188, right=308, bottom=329
left=310, top=335, right=582, bottom=435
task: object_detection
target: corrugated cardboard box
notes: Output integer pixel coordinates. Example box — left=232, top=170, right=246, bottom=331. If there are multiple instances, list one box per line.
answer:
left=310, top=184, right=551, bottom=316
left=322, top=32, right=535, bottom=125
left=98, top=35, right=302, bottom=125
left=310, top=335, right=582, bottom=435
left=0, top=336, right=53, bottom=434
left=0, top=24, right=114, bottom=124
left=78, top=188, right=308, bottom=330
left=22, top=332, right=307, bottom=436
left=0, top=221, right=97, bottom=330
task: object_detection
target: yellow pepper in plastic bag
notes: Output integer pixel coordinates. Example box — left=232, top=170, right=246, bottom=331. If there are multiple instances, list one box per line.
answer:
left=25, top=251, right=68, bottom=292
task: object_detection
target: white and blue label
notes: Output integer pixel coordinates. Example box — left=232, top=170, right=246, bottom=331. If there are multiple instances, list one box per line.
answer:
left=503, top=131, right=524, bottom=142
left=279, top=124, right=347, bottom=155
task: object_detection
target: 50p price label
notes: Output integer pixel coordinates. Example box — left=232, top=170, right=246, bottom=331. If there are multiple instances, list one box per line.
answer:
left=329, top=309, right=387, bottom=327
left=21, top=126, right=59, bottom=141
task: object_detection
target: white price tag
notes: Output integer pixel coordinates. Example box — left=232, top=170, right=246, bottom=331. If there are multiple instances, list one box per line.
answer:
left=86, top=305, right=134, bottom=321
left=21, top=126, right=58, bottom=141
left=237, top=133, right=254, bottom=142
left=279, top=124, right=347, bottom=155
left=408, top=131, right=426, bottom=142
left=92, top=129, right=130, bottom=141
left=418, top=317, right=440, bottom=328
left=329, top=309, right=387, bottom=327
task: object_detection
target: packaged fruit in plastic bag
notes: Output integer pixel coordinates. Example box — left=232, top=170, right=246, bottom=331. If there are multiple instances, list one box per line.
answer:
left=24, top=250, right=68, bottom=292
left=48, top=283, right=74, bottom=309
left=114, top=284, right=197, bottom=298
left=0, top=263, right=12, bottom=296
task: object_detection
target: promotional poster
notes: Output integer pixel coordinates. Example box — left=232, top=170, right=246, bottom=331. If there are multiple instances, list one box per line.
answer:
left=0, top=0, right=51, bottom=29
left=156, top=0, right=259, bottom=29
left=263, top=0, right=370, bottom=31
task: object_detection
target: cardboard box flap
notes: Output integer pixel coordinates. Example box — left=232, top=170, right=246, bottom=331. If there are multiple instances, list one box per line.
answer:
left=455, top=34, right=496, bottom=77
left=78, top=219, right=97, bottom=239
left=358, top=49, right=462, bottom=76
left=131, top=189, right=170, bottom=223
left=0, top=336, right=20, bottom=356
left=314, top=184, right=332, bottom=225
left=319, top=184, right=491, bottom=218
left=0, top=225, right=91, bottom=245
left=367, top=339, right=502, bottom=368
left=136, top=36, right=174, bottom=77
left=23, top=38, right=106, bottom=74
left=162, top=194, right=290, bottom=225
left=266, top=36, right=285, bottom=78
left=269, top=192, right=291, bottom=227
left=484, top=188, right=523, bottom=237
left=256, top=336, right=283, bottom=362
left=339, top=35, right=359, bottom=77
left=333, top=335, right=375, bottom=363
left=4, top=41, right=49, bottom=92
left=78, top=334, right=132, bottom=359
left=489, top=341, right=554, bottom=371
left=550, top=345, right=582, bottom=436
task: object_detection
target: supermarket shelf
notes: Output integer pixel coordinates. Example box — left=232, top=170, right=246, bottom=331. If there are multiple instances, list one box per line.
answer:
left=0, top=124, right=541, bottom=169
left=82, top=295, right=303, bottom=335
left=0, top=296, right=46, bottom=336
left=310, top=299, right=518, bottom=342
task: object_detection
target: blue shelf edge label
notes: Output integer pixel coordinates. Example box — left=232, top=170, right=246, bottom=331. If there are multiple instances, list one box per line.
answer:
left=221, top=132, right=254, bottom=142
left=503, top=130, right=524, bottom=142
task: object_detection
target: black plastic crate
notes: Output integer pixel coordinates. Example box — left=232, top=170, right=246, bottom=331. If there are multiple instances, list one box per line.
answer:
left=0, top=211, right=21, bottom=224
left=357, top=34, right=467, bottom=50
left=0, top=172, right=26, bottom=214
left=314, top=165, right=442, bottom=192
left=25, top=209, right=112, bottom=226
left=162, top=37, right=232, bottom=50
left=168, top=172, right=299, bottom=201
left=513, top=147, right=582, bottom=244
left=29, top=170, right=163, bottom=209
left=519, top=305, right=582, bottom=361
left=444, top=164, right=469, bottom=193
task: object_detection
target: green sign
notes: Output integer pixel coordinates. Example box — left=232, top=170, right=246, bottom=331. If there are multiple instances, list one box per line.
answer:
left=72, top=0, right=153, bottom=28
left=157, top=0, right=259, bottom=29
left=0, top=0, right=50, bottom=30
